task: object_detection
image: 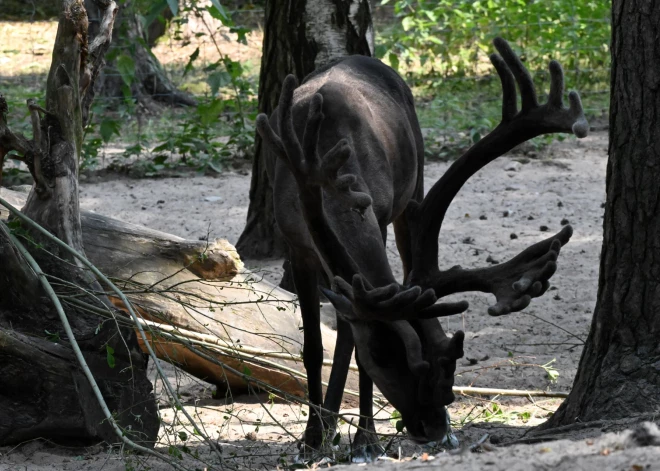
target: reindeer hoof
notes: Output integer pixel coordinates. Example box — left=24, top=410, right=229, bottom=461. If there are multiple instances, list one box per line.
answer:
left=351, top=426, right=385, bottom=463
left=351, top=443, right=385, bottom=463
left=440, top=409, right=460, bottom=449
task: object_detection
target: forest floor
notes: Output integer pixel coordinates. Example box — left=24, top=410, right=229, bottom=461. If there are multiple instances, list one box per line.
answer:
left=4, top=130, right=660, bottom=471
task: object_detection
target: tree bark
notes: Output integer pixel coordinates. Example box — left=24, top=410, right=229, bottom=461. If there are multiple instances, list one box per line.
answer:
left=236, top=0, right=374, bottom=259
left=541, top=0, right=660, bottom=428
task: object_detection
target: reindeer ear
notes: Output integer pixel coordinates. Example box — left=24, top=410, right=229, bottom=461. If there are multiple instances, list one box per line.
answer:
left=320, top=286, right=356, bottom=321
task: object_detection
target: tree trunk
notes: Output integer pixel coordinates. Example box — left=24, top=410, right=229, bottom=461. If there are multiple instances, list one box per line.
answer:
left=236, top=0, right=374, bottom=259
left=0, top=0, right=159, bottom=446
left=85, top=0, right=195, bottom=111
left=541, top=0, right=660, bottom=429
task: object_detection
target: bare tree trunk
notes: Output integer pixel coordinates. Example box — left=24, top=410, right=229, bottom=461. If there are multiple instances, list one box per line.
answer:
left=541, top=0, right=660, bottom=429
left=236, top=0, right=374, bottom=259
left=0, top=0, right=159, bottom=446
left=85, top=0, right=195, bottom=111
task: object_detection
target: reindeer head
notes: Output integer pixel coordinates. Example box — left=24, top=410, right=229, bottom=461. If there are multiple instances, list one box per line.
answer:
left=257, top=37, right=586, bottom=444
left=321, top=281, right=465, bottom=442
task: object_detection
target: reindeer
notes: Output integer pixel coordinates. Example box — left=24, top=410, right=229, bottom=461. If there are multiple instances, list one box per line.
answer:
left=256, top=38, right=588, bottom=461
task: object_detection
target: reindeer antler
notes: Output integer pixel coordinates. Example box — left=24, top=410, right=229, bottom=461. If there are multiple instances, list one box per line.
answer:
left=257, top=75, right=468, bottom=322
left=407, top=38, right=586, bottom=315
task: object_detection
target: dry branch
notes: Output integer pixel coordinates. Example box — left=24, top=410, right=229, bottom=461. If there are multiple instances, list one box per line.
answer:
left=0, top=95, right=33, bottom=160
left=81, top=0, right=118, bottom=125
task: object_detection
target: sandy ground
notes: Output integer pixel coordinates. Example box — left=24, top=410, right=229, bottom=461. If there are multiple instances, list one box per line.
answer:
left=5, top=131, right=656, bottom=471
left=78, top=131, right=607, bottom=396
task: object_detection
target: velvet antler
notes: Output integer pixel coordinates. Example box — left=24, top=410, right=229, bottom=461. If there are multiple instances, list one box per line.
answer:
left=407, top=38, right=587, bottom=315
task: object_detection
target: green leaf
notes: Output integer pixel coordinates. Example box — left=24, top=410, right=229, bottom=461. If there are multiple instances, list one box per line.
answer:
left=178, top=431, right=188, bottom=441
left=183, top=47, right=200, bottom=76
left=168, top=445, right=183, bottom=459
left=388, top=52, right=400, bottom=71
left=166, top=0, right=178, bottom=16
left=230, top=26, right=251, bottom=45
left=106, top=345, right=116, bottom=369
left=116, top=54, right=136, bottom=87
left=389, top=409, right=402, bottom=428
left=207, top=71, right=231, bottom=96
left=243, top=365, right=252, bottom=377
left=45, top=330, right=61, bottom=343
left=198, top=98, right=224, bottom=126
left=374, top=44, right=388, bottom=59
left=153, top=154, right=168, bottom=165
left=395, top=420, right=405, bottom=433
left=402, top=16, right=415, bottom=31
left=223, top=58, right=243, bottom=79
left=332, top=432, right=341, bottom=446
left=100, top=119, right=121, bottom=143
left=142, top=0, right=169, bottom=29
left=207, top=161, right=224, bottom=174
left=207, top=2, right=231, bottom=25
left=204, top=61, right=221, bottom=72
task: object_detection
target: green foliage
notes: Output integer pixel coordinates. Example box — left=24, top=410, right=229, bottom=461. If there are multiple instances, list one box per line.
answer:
left=380, top=0, right=609, bottom=87
left=79, top=0, right=257, bottom=174
left=378, top=0, right=611, bottom=155
left=389, top=409, right=404, bottom=433
left=44, top=329, right=61, bottom=343
left=116, top=54, right=137, bottom=87
left=542, top=359, right=560, bottom=382
left=74, top=0, right=611, bottom=173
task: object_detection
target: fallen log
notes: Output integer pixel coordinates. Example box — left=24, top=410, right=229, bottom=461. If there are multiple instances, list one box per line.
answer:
left=2, top=187, right=358, bottom=399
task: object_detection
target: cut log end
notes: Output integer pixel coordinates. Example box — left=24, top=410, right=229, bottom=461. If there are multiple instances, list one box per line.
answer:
left=182, top=239, right=244, bottom=280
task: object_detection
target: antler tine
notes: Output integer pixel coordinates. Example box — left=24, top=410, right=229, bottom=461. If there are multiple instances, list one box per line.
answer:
left=332, top=274, right=468, bottom=321
left=493, top=37, right=539, bottom=112
left=491, top=39, right=589, bottom=137
left=408, top=37, right=589, bottom=288
left=257, top=75, right=372, bottom=282
left=302, top=93, right=323, bottom=172
left=255, top=114, right=287, bottom=161
left=276, top=75, right=304, bottom=170
left=389, top=321, right=429, bottom=376
left=548, top=60, right=565, bottom=109
left=489, top=51, right=517, bottom=121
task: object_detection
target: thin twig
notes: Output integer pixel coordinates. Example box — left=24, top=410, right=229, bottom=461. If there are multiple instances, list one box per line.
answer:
left=524, top=311, right=586, bottom=344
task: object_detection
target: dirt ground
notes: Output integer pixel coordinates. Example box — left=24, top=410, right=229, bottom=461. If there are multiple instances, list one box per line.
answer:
left=3, top=130, right=644, bottom=471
